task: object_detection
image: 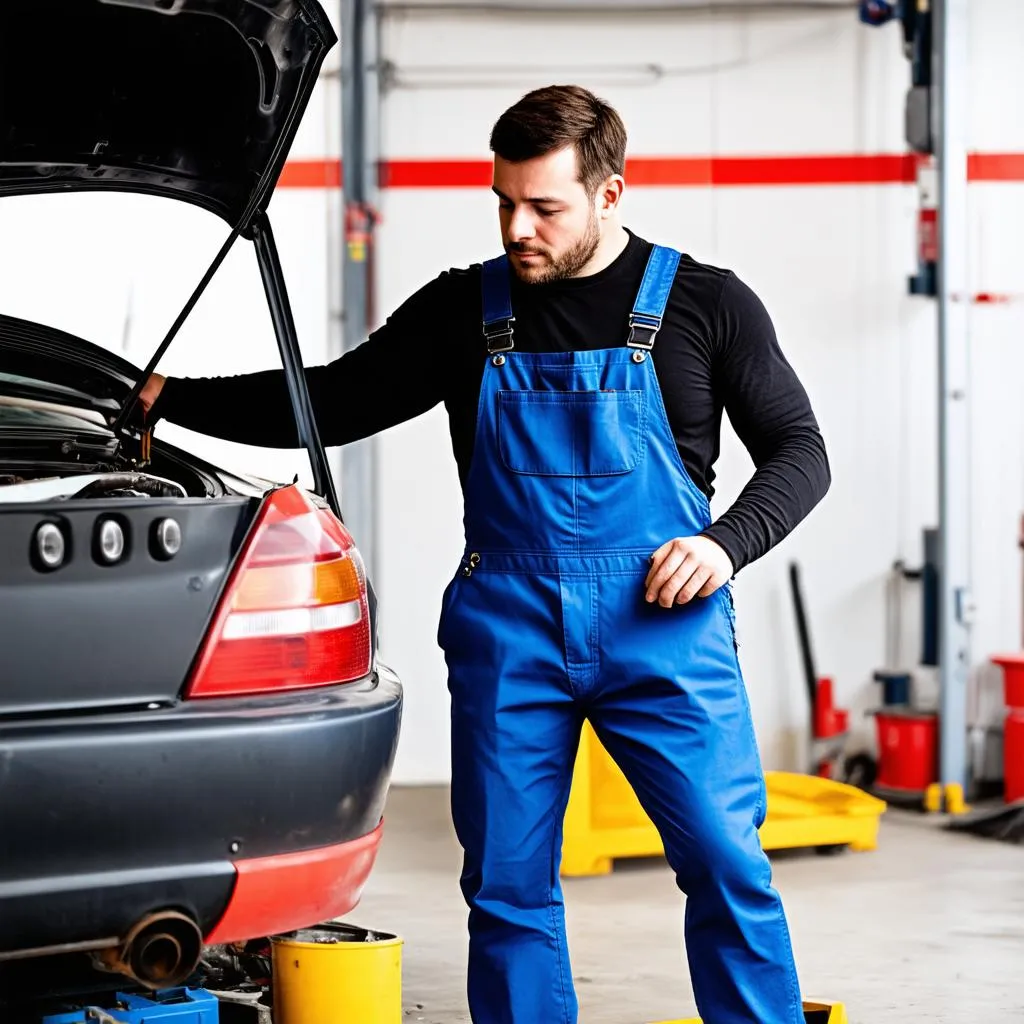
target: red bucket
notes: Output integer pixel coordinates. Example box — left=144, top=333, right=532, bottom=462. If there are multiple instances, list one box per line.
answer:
left=1005, top=709, right=1024, bottom=804
left=874, top=711, right=938, bottom=792
left=992, top=654, right=1024, bottom=709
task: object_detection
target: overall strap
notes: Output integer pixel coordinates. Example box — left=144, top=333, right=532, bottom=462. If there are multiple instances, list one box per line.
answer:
left=627, top=245, right=682, bottom=352
left=481, top=255, right=515, bottom=354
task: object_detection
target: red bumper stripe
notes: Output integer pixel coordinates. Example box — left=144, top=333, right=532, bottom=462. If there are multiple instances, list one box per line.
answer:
left=204, top=822, right=383, bottom=946
left=275, top=152, right=1024, bottom=190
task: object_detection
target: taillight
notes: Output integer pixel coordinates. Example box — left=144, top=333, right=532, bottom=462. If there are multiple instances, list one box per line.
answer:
left=185, top=485, right=371, bottom=699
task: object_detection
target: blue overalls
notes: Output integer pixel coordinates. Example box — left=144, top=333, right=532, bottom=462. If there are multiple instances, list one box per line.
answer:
left=438, top=246, right=803, bottom=1024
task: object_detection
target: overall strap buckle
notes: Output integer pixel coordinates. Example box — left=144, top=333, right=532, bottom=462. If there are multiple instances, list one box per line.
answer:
left=627, top=245, right=682, bottom=353
left=481, top=255, right=515, bottom=356
left=626, top=312, right=661, bottom=351
left=483, top=317, right=516, bottom=354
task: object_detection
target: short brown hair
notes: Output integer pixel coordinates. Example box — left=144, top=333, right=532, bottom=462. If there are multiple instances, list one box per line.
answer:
left=489, top=85, right=627, bottom=195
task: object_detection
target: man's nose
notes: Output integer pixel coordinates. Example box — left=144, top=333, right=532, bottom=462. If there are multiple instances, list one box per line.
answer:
left=507, top=206, right=536, bottom=242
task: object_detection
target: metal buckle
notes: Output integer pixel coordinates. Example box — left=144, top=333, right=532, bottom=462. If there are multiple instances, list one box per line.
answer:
left=626, top=313, right=660, bottom=350
left=483, top=317, right=515, bottom=354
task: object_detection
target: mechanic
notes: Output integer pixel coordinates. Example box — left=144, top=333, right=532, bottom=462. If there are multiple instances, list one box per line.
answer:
left=140, top=85, right=830, bottom=1024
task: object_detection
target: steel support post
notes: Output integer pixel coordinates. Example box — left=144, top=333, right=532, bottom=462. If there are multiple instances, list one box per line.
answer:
left=935, top=0, right=972, bottom=797
left=341, top=0, right=380, bottom=582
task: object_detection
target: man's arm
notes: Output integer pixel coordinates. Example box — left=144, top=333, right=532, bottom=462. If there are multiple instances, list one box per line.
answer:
left=701, top=272, right=831, bottom=574
left=142, top=273, right=457, bottom=448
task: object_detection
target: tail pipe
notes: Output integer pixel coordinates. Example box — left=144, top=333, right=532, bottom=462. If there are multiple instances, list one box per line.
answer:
left=94, top=911, right=203, bottom=990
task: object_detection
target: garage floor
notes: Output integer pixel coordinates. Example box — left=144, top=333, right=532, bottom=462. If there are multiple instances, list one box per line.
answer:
left=356, top=786, right=1024, bottom=1024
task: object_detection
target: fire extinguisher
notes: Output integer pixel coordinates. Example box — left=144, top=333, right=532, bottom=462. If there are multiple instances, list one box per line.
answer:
left=344, top=200, right=381, bottom=327
left=344, top=202, right=378, bottom=264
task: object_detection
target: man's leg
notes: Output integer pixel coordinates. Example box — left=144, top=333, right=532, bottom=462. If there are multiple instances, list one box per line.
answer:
left=441, top=569, right=583, bottom=1024
left=592, top=585, right=803, bottom=1024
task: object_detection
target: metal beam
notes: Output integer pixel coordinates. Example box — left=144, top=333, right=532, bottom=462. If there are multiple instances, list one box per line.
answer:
left=341, top=0, right=381, bottom=582
left=935, top=0, right=972, bottom=796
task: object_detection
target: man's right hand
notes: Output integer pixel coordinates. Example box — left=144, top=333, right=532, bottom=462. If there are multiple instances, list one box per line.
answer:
left=138, top=373, right=166, bottom=416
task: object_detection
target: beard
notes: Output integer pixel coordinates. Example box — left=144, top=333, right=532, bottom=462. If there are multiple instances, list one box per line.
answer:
left=506, top=210, right=601, bottom=285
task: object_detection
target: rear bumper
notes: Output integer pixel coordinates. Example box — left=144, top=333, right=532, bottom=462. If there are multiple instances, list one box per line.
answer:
left=206, top=822, right=383, bottom=945
left=0, top=665, right=402, bottom=955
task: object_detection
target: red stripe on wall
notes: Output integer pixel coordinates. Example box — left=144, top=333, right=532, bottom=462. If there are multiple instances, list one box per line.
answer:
left=382, top=159, right=492, bottom=188
left=278, top=159, right=343, bottom=188
left=708, top=153, right=918, bottom=186
left=968, top=152, right=1024, bottom=181
left=276, top=153, right=1024, bottom=189
left=625, top=157, right=712, bottom=186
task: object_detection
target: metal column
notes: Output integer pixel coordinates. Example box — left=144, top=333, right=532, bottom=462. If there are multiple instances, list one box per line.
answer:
left=341, top=0, right=380, bottom=581
left=935, top=0, right=972, bottom=796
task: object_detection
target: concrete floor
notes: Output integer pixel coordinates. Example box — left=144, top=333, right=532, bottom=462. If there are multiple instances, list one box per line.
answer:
left=356, top=786, right=1024, bottom=1024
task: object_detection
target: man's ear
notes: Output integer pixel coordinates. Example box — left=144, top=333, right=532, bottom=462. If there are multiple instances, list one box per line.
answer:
left=597, top=174, right=625, bottom=218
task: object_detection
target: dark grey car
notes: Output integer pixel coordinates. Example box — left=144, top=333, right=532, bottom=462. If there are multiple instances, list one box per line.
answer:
left=0, top=0, right=402, bottom=999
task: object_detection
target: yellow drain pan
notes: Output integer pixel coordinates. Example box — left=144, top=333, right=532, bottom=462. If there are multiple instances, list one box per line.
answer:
left=563, top=722, right=886, bottom=877
left=653, top=998, right=847, bottom=1023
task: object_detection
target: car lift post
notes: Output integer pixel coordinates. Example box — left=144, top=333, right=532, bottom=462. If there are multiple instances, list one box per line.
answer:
left=340, top=0, right=381, bottom=584
left=935, top=0, right=972, bottom=810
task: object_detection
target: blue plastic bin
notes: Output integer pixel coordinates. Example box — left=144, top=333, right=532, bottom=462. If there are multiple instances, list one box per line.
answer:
left=42, top=988, right=218, bottom=1024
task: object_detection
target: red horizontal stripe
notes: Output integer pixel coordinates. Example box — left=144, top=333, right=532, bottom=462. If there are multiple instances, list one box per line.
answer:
left=968, top=152, right=1024, bottom=181
left=278, top=159, right=342, bottom=188
left=382, top=159, right=492, bottom=188
left=709, top=153, right=918, bottom=186
left=204, top=824, right=382, bottom=945
left=275, top=153, right=1024, bottom=189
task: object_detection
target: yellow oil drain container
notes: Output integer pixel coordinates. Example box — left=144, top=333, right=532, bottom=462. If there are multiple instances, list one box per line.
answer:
left=271, top=923, right=403, bottom=1024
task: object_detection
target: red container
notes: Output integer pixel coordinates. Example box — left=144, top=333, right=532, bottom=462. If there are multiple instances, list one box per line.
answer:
left=874, top=711, right=938, bottom=792
left=1005, top=709, right=1024, bottom=804
left=813, top=676, right=849, bottom=739
left=992, top=654, right=1024, bottom=709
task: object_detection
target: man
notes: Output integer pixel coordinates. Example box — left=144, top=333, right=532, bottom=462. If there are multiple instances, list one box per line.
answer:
left=141, top=85, right=829, bottom=1024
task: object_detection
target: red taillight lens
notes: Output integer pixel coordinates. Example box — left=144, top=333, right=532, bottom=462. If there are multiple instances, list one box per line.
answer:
left=185, top=486, right=372, bottom=699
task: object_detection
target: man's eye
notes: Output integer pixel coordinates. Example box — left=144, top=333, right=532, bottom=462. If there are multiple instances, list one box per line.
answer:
left=538, top=209, right=559, bottom=218
left=499, top=202, right=514, bottom=211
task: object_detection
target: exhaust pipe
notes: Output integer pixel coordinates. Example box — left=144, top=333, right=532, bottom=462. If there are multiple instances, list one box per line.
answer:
left=94, top=911, right=203, bottom=990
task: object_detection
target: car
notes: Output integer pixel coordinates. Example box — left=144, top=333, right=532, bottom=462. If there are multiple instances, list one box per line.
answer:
left=0, top=0, right=402, bottom=1002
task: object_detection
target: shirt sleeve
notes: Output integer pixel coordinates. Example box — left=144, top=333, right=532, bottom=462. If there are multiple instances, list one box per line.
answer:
left=700, top=272, right=831, bottom=574
left=150, top=272, right=458, bottom=448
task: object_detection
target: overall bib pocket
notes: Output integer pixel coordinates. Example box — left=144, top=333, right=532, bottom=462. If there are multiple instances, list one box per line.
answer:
left=497, top=389, right=646, bottom=477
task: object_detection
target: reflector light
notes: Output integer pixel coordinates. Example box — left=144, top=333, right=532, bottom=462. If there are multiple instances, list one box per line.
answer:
left=97, top=519, right=126, bottom=564
left=35, top=522, right=66, bottom=570
left=153, top=518, right=182, bottom=559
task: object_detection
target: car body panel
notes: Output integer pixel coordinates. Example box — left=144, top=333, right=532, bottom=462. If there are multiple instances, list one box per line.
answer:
left=0, top=496, right=255, bottom=713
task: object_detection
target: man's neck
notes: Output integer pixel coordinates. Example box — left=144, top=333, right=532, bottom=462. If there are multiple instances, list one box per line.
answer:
left=573, top=224, right=630, bottom=279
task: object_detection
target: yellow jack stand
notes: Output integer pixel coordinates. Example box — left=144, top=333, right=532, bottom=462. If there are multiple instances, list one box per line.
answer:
left=925, top=781, right=970, bottom=814
left=652, top=998, right=847, bottom=1023
left=562, top=722, right=886, bottom=877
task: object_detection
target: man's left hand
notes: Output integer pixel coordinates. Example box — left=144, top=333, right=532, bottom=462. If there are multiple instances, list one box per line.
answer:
left=645, top=535, right=734, bottom=608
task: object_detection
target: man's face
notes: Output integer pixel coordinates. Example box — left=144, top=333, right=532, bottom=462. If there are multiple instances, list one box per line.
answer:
left=492, top=146, right=602, bottom=284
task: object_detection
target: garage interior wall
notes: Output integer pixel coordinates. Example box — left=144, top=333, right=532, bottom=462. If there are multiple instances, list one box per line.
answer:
left=0, top=1, right=1020, bottom=787
left=371, top=0, right=1024, bottom=784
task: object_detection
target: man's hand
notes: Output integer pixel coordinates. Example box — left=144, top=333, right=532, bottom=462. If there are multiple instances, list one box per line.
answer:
left=645, top=535, right=734, bottom=607
left=138, top=373, right=166, bottom=416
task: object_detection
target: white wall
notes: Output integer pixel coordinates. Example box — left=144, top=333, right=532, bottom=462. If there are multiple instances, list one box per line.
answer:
left=372, top=0, right=1024, bottom=782
left=2, top=1, right=1021, bottom=786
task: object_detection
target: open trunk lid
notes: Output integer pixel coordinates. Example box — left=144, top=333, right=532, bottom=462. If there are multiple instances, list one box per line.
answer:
left=0, top=0, right=336, bottom=225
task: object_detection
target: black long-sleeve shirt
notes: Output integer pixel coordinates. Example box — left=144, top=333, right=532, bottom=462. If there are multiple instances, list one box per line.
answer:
left=152, top=230, right=830, bottom=574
